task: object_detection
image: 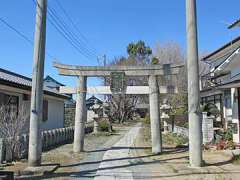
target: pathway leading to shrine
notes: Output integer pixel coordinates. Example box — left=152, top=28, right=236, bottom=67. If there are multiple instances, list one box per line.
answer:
left=94, top=123, right=141, bottom=180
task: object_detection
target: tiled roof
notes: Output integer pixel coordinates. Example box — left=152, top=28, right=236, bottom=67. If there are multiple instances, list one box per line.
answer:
left=0, top=68, right=69, bottom=99
left=44, top=75, right=64, bottom=86
left=228, top=19, right=240, bottom=29
left=202, top=36, right=240, bottom=62
left=0, top=68, right=32, bottom=86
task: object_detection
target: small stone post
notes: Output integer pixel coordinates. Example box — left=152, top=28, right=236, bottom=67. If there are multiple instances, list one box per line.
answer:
left=73, top=76, right=87, bottom=153
left=186, top=0, right=203, bottom=167
left=93, top=119, right=99, bottom=134
left=149, top=75, right=162, bottom=154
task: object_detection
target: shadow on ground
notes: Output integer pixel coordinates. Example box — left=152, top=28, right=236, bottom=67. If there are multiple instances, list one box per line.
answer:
left=19, top=146, right=237, bottom=179
left=19, top=147, right=188, bottom=179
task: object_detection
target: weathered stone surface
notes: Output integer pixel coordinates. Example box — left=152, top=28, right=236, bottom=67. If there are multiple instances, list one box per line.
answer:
left=0, top=138, right=5, bottom=164
left=54, top=62, right=183, bottom=77
left=73, top=76, right=87, bottom=153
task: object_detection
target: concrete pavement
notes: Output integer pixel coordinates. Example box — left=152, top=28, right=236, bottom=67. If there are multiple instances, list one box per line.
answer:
left=94, top=123, right=141, bottom=180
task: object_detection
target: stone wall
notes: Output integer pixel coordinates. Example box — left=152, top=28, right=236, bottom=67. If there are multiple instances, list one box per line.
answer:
left=0, top=123, right=93, bottom=163
left=64, top=107, right=75, bottom=127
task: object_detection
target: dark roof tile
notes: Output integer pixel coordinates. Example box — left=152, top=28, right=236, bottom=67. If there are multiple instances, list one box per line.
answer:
left=0, top=68, right=69, bottom=99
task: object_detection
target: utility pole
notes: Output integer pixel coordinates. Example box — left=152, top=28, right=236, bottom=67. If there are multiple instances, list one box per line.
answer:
left=186, top=0, right=202, bottom=167
left=97, top=55, right=107, bottom=100
left=103, top=54, right=107, bottom=101
left=28, top=0, right=47, bottom=167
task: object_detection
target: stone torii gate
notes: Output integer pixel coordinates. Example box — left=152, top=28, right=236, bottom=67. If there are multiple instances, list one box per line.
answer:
left=53, top=62, right=182, bottom=154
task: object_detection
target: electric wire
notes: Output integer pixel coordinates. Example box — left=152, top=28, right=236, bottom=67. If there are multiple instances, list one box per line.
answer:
left=31, top=0, right=97, bottom=61
left=47, top=5, right=97, bottom=58
left=0, top=16, right=55, bottom=59
left=54, top=0, right=97, bottom=55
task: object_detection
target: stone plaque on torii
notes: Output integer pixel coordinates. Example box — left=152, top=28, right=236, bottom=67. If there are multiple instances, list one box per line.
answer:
left=53, top=62, right=183, bottom=154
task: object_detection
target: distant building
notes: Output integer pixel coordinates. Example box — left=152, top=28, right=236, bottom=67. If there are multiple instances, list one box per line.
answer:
left=200, top=36, right=240, bottom=143
left=86, top=95, right=103, bottom=109
left=0, top=68, right=70, bottom=131
left=44, top=75, right=64, bottom=91
left=44, top=75, right=75, bottom=108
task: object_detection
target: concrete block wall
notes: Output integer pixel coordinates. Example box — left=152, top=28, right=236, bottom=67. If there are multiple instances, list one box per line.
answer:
left=0, top=123, right=93, bottom=163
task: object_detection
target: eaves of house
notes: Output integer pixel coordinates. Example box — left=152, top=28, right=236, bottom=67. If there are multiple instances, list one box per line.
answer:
left=0, top=68, right=70, bottom=99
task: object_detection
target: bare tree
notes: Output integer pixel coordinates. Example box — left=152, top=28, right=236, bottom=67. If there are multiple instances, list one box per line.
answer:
left=106, top=94, right=139, bottom=124
left=104, top=57, right=144, bottom=123
left=153, top=42, right=210, bottom=127
left=0, top=105, right=28, bottom=161
left=153, top=42, right=186, bottom=65
left=152, top=42, right=187, bottom=109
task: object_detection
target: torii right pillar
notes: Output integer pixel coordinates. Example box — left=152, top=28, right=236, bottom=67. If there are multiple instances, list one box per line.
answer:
left=186, top=0, right=203, bottom=167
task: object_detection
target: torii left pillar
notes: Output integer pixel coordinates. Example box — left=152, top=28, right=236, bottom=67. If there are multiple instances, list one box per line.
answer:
left=73, top=76, right=87, bottom=153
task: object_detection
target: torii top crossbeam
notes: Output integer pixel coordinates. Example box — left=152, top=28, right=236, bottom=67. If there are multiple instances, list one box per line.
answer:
left=53, top=62, right=183, bottom=77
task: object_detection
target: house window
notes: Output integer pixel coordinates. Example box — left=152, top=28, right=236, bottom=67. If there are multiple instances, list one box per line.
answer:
left=43, top=100, right=48, bottom=122
left=167, top=85, right=175, bottom=94
left=225, top=96, right=231, bottom=109
left=0, top=92, right=19, bottom=112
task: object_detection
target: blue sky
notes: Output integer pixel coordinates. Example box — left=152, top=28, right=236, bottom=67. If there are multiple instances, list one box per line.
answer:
left=0, top=0, right=240, bottom=89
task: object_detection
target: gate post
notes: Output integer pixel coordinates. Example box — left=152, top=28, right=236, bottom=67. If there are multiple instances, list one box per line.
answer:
left=73, top=76, right=87, bottom=153
left=149, top=75, right=162, bottom=154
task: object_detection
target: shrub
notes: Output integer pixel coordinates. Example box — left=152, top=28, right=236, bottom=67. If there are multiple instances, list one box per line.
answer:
left=224, top=128, right=233, bottom=141
left=163, top=132, right=188, bottom=146
left=233, top=154, right=240, bottom=164
left=143, top=113, right=150, bottom=124
left=216, top=140, right=236, bottom=150
left=225, top=140, right=236, bottom=150
left=201, top=103, right=220, bottom=117
left=99, top=120, right=110, bottom=132
left=0, top=105, right=28, bottom=161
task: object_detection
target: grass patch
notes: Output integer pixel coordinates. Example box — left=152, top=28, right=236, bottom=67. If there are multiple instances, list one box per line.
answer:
left=142, top=113, right=150, bottom=124
left=162, top=132, right=188, bottom=146
left=232, top=154, right=240, bottom=165
left=99, top=120, right=110, bottom=132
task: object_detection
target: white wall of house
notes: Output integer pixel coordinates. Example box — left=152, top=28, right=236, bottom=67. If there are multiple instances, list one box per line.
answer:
left=0, top=84, right=65, bottom=132
left=41, top=98, right=64, bottom=130
left=231, top=88, right=240, bottom=143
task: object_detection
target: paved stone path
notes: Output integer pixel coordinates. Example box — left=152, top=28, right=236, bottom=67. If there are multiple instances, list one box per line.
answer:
left=17, top=129, right=130, bottom=180
left=94, top=123, right=141, bottom=180
left=64, top=126, right=130, bottom=180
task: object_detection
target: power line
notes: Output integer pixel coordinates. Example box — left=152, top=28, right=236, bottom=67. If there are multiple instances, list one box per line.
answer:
left=31, top=0, right=97, bottom=61
left=54, top=0, right=97, bottom=54
left=47, top=6, right=97, bottom=58
left=47, top=15, right=94, bottom=60
left=0, top=16, right=55, bottom=59
left=0, top=17, right=33, bottom=45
